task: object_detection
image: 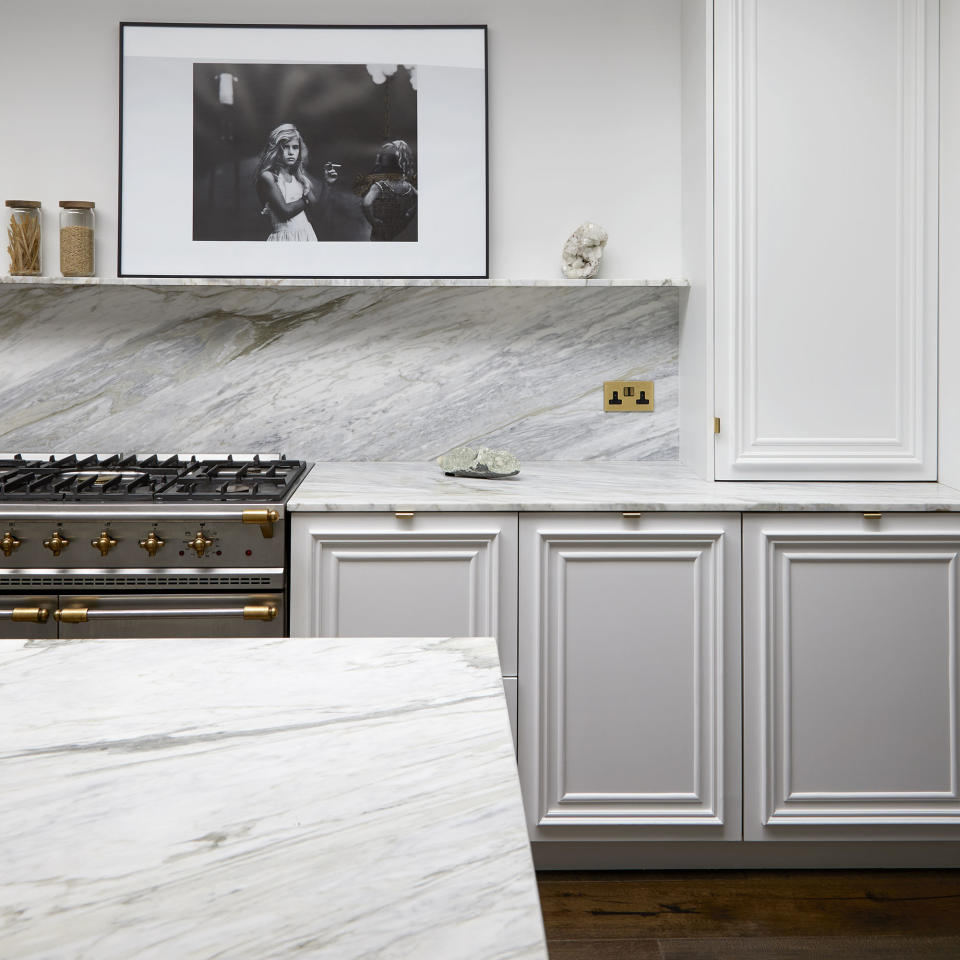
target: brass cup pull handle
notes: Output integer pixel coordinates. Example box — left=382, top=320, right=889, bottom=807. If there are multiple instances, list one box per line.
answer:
left=139, top=532, right=165, bottom=557
left=1, top=607, right=51, bottom=623
left=43, top=531, right=70, bottom=556
left=187, top=532, right=213, bottom=558
left=863, top=513, right=883, bottom=520
left=54, top=606, right=278, bottom=622
left=1, top=531, right=21, bottom=557
left=242, top=509, right=280, bottom=539
left=91, top=531, right=118, bottom=556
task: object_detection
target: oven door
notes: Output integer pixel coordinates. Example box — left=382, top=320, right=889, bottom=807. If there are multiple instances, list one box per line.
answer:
left=55, top=593, right=285, bottom=638
left=0, top=595, right=58, bottom=639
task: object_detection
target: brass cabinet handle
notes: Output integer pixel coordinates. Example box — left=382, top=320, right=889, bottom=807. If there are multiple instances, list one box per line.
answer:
left=54, top=606, right=278, bottom=622
left=395, top=511, right=415, bottom=519
left=1, top=531, right=21, bottom=557
left=242, top=509, right=280, bottom=538
left=863, top=513, right=883, bottom=520
left=43, top=531, right=70, bottom=556
left=622, top=512, right=644, bottom=518
left=0, top=607, right=51, bottom=623
left=187, top=531, right=213, bottom=558
left=91, top=531, right=118, bottom=556
left=138, top=531, right=165, bottom=557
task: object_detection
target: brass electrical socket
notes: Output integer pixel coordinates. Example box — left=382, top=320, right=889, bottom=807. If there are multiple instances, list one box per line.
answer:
left=604, top=380, right=654, bottom=412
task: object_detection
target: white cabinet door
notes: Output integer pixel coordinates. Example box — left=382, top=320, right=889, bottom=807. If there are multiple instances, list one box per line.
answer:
left=744, top=513, right=960, bottom=840
left=290, top=512, right=517, bottom=676
left=519, top=513, right=741, bottom=841
left=714, top=0, right=939, bottom=479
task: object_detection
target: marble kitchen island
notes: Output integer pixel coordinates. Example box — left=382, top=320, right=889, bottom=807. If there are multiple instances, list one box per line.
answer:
left=0, top=635, right=546, bottom=960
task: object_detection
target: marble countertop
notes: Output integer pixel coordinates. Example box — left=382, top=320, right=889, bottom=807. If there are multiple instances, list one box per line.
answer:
left=0, top=635, right=546, bottom=960
left=287, top=461, right=960, bottom=512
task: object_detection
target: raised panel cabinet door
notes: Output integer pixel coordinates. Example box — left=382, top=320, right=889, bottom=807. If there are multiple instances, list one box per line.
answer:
left=289, top=513, right=518, bottom=675
left=743, top=513, right=960, bottom=840
left=519, top=513, right=742, bottom=841
left=714, top=0, right=939, bottom=478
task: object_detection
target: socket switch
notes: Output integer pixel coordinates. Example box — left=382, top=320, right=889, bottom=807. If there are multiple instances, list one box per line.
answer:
left=603, top=380, right=654, bottom=412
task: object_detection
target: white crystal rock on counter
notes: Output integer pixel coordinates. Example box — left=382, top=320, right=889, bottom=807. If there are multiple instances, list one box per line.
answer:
left=561, top=221, right=609, bottom=279
left=438, top=445, right=520, bottom=479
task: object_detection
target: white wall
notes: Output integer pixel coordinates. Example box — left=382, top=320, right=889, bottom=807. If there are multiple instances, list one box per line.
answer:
left=941, top=0, right=960, bottom=489
left=679, top=0, right=713, bottom=478
left=0, top=0, right=682, bottom=280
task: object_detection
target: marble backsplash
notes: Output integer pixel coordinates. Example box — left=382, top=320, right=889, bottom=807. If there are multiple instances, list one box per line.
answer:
left=0, top=283, right=678, bottom=460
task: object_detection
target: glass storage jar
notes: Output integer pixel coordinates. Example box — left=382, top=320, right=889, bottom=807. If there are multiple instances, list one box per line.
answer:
left=59, top=201, right=95, bottom=277
left=5, top=200, right=42, bottom=276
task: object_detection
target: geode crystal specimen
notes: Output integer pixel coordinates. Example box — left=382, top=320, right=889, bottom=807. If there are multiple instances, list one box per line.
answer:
left=437, top=445, right=520, bottom=479
left=561, top=221, right=609, bottom=279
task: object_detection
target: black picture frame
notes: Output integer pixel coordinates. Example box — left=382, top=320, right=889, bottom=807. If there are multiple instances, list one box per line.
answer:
left=118, top=22, right=488, bottom=279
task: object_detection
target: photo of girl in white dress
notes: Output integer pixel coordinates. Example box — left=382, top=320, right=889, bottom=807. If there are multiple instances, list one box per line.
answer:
left=193, top=63, right=417, bottom=244
left=253, top=124, right=340, bottom=242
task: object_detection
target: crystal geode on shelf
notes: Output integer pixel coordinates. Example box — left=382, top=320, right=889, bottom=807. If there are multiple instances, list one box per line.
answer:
left=437, top=445, right=520, bottom=479
left=561, top=221, right=608, bottom=279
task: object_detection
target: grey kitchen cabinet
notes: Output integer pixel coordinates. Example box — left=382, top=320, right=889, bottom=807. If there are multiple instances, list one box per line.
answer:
left=743, top=513, right=960, bottom=840
left=290, top=507, right=960, bottom=851
left=518, top=513, right=742, bottom=841
left=289, top=512, right=518, bottom=749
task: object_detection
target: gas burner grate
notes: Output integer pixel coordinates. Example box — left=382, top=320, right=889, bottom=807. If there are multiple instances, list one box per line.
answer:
left=0, top=454, right=308, bottom=503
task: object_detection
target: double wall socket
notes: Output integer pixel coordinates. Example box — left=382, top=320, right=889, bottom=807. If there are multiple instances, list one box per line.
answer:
left=603, top=380, right=654, bottom=412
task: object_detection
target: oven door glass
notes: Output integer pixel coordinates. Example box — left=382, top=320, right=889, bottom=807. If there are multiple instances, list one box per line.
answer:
left=0, top=595, right=58, bottom=639
left=55, top=593, right=285, bottom=638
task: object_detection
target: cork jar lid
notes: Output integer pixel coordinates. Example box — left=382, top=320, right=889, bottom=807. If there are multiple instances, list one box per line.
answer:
left=59, top=200, right=95, bottom=209
left=5, top=200, right=41, bottom=208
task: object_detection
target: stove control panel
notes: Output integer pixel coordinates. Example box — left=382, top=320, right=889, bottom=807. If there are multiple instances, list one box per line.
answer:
left=0, top=516, right=284, bottom=570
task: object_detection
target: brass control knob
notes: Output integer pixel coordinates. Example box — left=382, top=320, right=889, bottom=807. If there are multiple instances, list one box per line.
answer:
left=1, top=531, right=21, bottom=557
left=187, top=531, right=213, bottom=558
left=138, top=531, right=165, bottom=557
left=91, top=530, right=118, bottom=557
left=43, top=531, right=70, bottom=556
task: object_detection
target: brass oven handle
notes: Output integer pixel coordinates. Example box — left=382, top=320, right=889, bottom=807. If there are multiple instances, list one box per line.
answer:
left=0, top=607, right=51, bottom=623
left=54, top=605, right=278, bottom=623
left=1, top=531, right=22, bottom=557
left=242, top=509, right=280, bottom=539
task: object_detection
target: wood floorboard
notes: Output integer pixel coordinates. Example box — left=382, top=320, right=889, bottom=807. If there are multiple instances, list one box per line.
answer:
left=544, top=940, right=662, bottom=960
left=536, top=870, right=960, bottom=942
left=657, top=935, right=960, bottom=960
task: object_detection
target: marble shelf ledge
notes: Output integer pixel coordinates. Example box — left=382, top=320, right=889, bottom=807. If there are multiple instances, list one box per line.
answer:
left=0, top=275, right=689, bottom=288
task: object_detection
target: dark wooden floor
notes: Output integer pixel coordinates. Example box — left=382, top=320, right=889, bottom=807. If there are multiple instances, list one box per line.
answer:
left=536, top=870, right=960, bottom=959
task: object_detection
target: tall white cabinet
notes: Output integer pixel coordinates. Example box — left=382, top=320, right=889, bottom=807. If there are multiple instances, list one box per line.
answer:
left=712, top=0, right=939, bottom=479
left=743, top=513, right=960, bottom=840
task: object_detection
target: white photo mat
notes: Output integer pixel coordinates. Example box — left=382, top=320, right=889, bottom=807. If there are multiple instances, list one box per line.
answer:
left=119, top=24, right=487, bottom=278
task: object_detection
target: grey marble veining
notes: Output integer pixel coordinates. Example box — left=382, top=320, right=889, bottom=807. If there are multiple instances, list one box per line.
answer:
left=0, top=635, right=546, bottom=960
left=0, top=283, right=678, bottom=460
left=287, top=461, right=960, bottom=512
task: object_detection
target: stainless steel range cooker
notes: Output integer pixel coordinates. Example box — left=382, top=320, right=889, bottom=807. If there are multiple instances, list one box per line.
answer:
left=0, top=453, right=309, bottom=639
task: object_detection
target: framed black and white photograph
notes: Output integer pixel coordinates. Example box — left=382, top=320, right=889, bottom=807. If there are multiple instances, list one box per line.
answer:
left=119, top=23, right=487, bottom=278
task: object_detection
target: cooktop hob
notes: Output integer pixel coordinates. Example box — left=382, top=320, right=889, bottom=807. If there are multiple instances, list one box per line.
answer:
left=0, top=454, right=309, bottom=503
